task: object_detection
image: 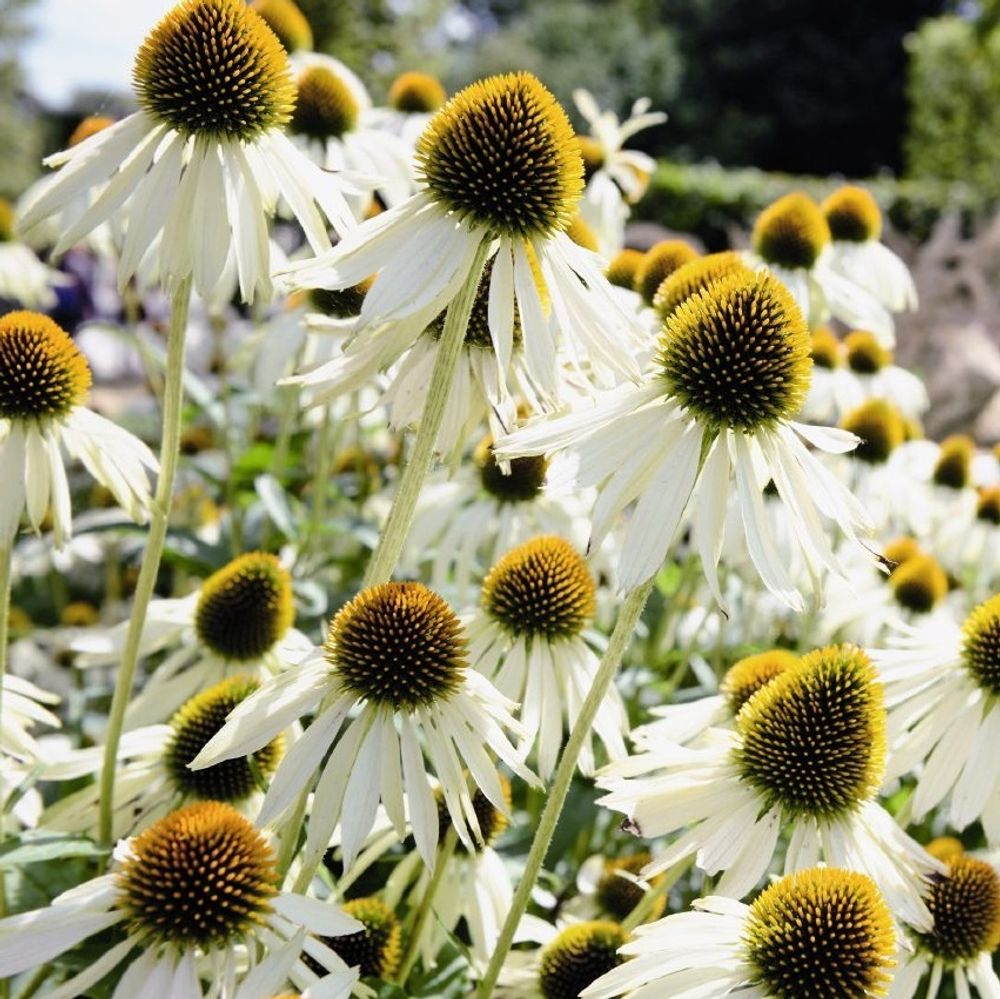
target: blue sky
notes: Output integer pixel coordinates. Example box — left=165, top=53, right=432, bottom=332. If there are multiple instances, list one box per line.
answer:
left=23, top=0, right=176, bottom=107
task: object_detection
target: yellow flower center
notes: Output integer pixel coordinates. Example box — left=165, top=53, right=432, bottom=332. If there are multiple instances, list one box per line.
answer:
left=67, top=115, right=116, bottom=148
left=475, top=435, right=547, bottom=504
left=844, top=330, right=892, bottom=374
left=658, top=271, right=812, bottom=433
left=308, top=276, right=374, bottom=319
left=595, top=853, right=665, bottom=923
left=0, top=311, right=92, bottom=420
left=722, top=649, right=799, bottom=715
left=810, top=326, right=841, bottom=369
left=249, top=0, right=313, bottom=53
left=634, top=240, right=700, bottom=306
left=539, top=920, right=627, bottom=999
left=0, top=198, right=12, bottom=243
left=134, top=0, right=295, bottom=139
left=60, top=601, right=99, bottom=628
left=426, top=256, right=521, bottom=350
left=116, top=801, right=277, bottom=947
left=566, top=213, right=600, bottom=252
left=652, top=250, right=751, bottom=320
left=735, top=644, right=886, bottom=820
left=416, top=72, right=583, bottom=239
left=577, top=135, right=605, bottom=180
left=482, top=536, right=596, bottom=641
left=753, top=192, right=831, bottom=270
left=840, top=399, right=905, bottom=464
left=194, top=552, right=294, bottom=661
left=745, top=867, right=895, bottom=998
left=933, top=435, right=974, bottom=490
left=436, top=775, right=511, bottom=852
left=166, top=676, right=284, bottom=801
left=962, top=595, right=1000, bottom=698
left=605, top=248, right=644, bottom=290
left=822, top=185, right=882, bottom=243
left=889, top=554, right=949, bottom=614
left=388, top=71, right=447, bottom=113
left=882, top=535, right=922, bottom=569
left=290, top=64, right=359, bottom=140
left=326, top=582, right=467, bottom=710
left=917, top=856, right=1000, bottom=965
left=978, top=486, right=1000, bottom=525
left=322, top=897, right=402, bottom=980
left=926, top=837, right=966, bottom=865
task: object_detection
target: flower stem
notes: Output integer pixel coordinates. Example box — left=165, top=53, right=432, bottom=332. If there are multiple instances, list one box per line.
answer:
left=0, top=543, right=13, bottom=947
left=362, top=241, right=489, bottom=588
left=396, top=826, right=458, bottom=985
left=97, top=276, right=192, bottom=848
left=475, top=578, right=654, bottom=999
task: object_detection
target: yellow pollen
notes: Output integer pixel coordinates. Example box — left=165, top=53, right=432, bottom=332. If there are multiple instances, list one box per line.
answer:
left=844, top=330, right=892, bottom=374
left=566, top=213, right=600, bottom=252
left=249, top=0, right=313, bottom=52
left=722, top=649, right=798, bottom=715
left=934, top=435, right=975, bottom=490
left=822, top=185, right=882, bottom=243
left=889, top=554, right=949, bottom=614
left=290, top=64, right=360, bottom=139
left=810, top=326, right=841, bottom=369
left=753, top=191, right=831, bottom=270
left=388, top=71, right=447, bottom=113
left=634, top=239, right=699, bottom=306
left=67, top=115, right=116, bottom=148
left=840, top=399, right=905, bottom=464
left=605, top=248, right=644, bottom=290
left=652, top=250, right=752, bottom=320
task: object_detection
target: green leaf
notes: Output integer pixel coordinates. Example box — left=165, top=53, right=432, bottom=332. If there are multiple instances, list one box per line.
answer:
left=0, top=834, right=109, bottom=870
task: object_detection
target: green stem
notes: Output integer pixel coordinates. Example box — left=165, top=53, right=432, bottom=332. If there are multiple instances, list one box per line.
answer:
left=396, top=827, right=458, bottom=985
left=0, top=544, right=12, bottom=951
left=476, top=579, right=654, bottom=998
left=362, top=241, right=489, bottom=588
left=97, top=276, right=192, bottom=849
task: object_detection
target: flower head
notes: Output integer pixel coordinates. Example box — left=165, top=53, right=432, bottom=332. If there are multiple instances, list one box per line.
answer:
left=822, top=185, right=882, bottom=243
left=752, top=192, right=831, bottom=270
left=326, top=581, right=467, bottom=711
left=962, top=594, right=1000, bottom=697
left=290, top=63, right=360, bottom=139
left=934, top=434, right=975, bottom=490
left=249, top=0, right=313, bottom=52
left=134, top=0, right=295, bottom=140
left=416, top=71, right=583, bottom=239
left=540, top=921, right=627, bottom=999
left=840, top=399, right=905, bottom=464
left=605, top=248, right=644, bottom=290
left=721, top=648, right=799, bottom=715
left=389, top=71, right=447, bottom=113
left=810, top=326, right=841, bottom=369
left=844, top=329, right=891, bottom=374
left=195, top=552, right=294, bottom=662
left=652, top=250, right=751, bottom=319
left=324, top=897, right=402, bottom=980
left=889, top=554, right=949, bottom=614
left=0, top=311, right=91, bottom=421
left=118, top=801, right=277, bottom=948
left=634, top=239, right=699, bottom=306
left=658, top=271, right=812, bottom=433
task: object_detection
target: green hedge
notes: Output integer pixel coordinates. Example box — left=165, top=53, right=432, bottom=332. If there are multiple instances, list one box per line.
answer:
left=636, top=161, right=991, bottom=249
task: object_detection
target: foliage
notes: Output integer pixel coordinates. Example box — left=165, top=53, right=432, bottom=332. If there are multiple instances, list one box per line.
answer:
left=904, top=12, right=1000, bottom=200
left=637, top=160, right=992, bottom=249
left=0, top=0, right=43, bottom=199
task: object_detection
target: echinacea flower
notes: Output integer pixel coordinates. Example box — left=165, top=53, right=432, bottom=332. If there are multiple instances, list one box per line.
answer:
left=582, top=867, right=896, bottom=999
left=0, top=801, right=362, bottom=998
left=193, top=581, right=536, bottom=874
left=0, top=198, right=68, bottom=308
left=745, top=191, right=894, bottom=344
left=288, top=51, right=414, bottom=209
left=402, top=433, right=592, bottom=599
left=598, top=644, right=941, bottom=927
left=467, top=535, right=627, bottom=778
left=283, top=71, right=645, bottom=405
left=631, top=648, right=798, bottom=748
left=572, top=89, right=666, bottom=258
left=16, top=0, right=358, bottom=304
left=874, top=594, right=1000, bottom=838
left=822, top=185, right=918, bottom=314
left=41, top=675, right=285, bottom=839
left=0, top=310, right=156, bottom=548
left=633, top=239, right=699, bottom=308
left=72, top=551, right=308, bottom=725
left=891, top=847, right=1000, bottom=999
left=496, top=271, right=872, bottom=609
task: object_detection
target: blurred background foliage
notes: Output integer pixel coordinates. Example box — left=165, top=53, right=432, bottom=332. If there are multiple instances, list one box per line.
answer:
left=7, top=0, right=1000, bottom=227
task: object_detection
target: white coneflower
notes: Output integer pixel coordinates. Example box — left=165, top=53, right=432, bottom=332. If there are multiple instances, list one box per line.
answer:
left=891, top=843, right=1000, bottom=999
left=0, top=801, right=362, bottom=998
left=631, top=648, right=798, bottom=748
left=2, top=672, right=60, bottom=828
left=40, top=675, right=286, bottom=839
left=193, top=581, right=536, bottom=877
left=372, top=71, right=449, bottom=148
left=402, top=433, right=593, bottom=599
left=496, top=271, right=872, bottom=609
left=582, top=867, right=896, bottom=999
left=16, top=0, right=358, bottom=305
left=633, top=239, right=700, bottom=309
left=0, top=198, right=68, bottom=308
left=874, top=594, right=1000, bottom=838
left=598, top=644, right=941, bottom=928
left=0, top=310, right=156, bottom=548
left=572, top=89, right=666, bottom=258
left=283, top=71, right=645, bottom=405
left=745, top=191, right=895, bottom=345
left=841, top=330, right=928, bottom=417
left=285, top=257, right=549, bottom=462
left=288, top=51, right=414, bottom=209
left=382, top=779, right=514, bottom=972
left=73, top=551, right=306, bottom=725
left=822, top=185, right=918, bottom=314
left=467, top=536, right=627, bottom=778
